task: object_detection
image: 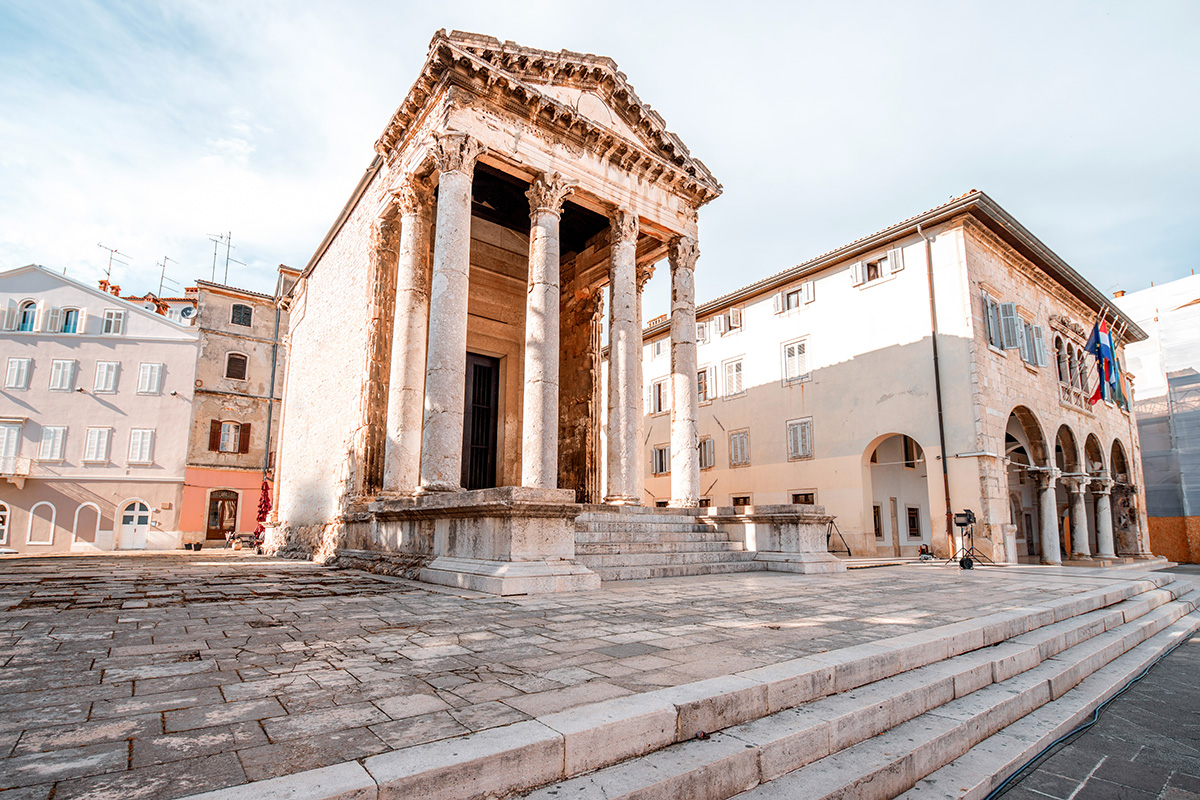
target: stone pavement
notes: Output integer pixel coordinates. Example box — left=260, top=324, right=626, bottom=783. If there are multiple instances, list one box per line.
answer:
left=998, top=565, right=1200, bottom=800
left=0, top=552, right=1175, bottom=799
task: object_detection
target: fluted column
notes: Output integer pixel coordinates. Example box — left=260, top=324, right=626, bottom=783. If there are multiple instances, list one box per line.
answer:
left=1039, top=468, right=1062, bottom=565
left=418, top=132, right=484, bottom=493
left=383, top=176, right=433, bottom=493
left=605, top=210, right=640, bottom=504
left=521, top=173, right=574, bottom=489
left=1093, top=477, right=1116, bottom=557
left=669, top=235, right=700, bottom=507
left=1067, top=478, right=1091, bottom=559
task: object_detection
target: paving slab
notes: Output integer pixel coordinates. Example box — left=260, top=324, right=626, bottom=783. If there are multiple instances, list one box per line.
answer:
left=0, top=551, right=1177, bottom=798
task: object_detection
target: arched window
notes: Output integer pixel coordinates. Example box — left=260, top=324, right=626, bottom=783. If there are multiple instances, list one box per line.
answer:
left=1077, top=347, right=1090, bottom=395
left=18, top=301, right=37, bottom=332
left=231, top=304, right=253, bottom=327
left=1068, top=347, right=1080, bottom=389
left=60, top=308, right=79, bottom=333
left=27, top=501, right=55, bottom=545
left=1055, top=336, right=1068, bottom=383
left=225, top=353, right=248, bottom=380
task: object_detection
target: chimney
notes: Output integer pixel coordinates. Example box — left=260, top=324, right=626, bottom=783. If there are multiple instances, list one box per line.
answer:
left=1113, top=290, right=1126, bottom=298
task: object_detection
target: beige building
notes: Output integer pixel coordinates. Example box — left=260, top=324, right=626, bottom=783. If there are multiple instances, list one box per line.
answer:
left=181, top=269, right=295, bottom=543
left=0, top=264, right=199, bottom=552
left=640, top=192, right=1154, bottom=563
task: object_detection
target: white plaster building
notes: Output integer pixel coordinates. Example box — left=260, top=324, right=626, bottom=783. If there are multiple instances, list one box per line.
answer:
left=639, top=192, right=1154, bottom=564
left=0, top=265, right=199, bottom=553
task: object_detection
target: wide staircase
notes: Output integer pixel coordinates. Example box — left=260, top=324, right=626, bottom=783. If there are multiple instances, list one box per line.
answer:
left=573, top=507, right=761, bottom=581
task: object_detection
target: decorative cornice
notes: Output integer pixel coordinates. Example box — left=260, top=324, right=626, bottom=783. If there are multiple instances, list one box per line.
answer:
left=668, top=236, right=699, bottom=272
left=431, top=132, right=484, bottom=175
left=610, top=209, right=638, bottom=244
left=526, top=172, right=575, bottom=219
left=1049, top=314, right=1089, bottom=342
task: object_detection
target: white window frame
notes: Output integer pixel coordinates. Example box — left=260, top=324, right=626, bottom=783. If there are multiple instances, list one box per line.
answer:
left=83, top=427, right=111, bottom=463
left=0, top=421, right=21, bottom=461
left=38, top=426, right=67, bottom=462
left=102, top=309, right=125, bottom=335
left=695, top=321, right=709, bottom=344
left=219, top=421, right=241, bottom=453
left=5, top=357, right=31, bottom=390
left=726, top=307, right=743, bottom=332
left=782, top=337, right=810, bottom=384
left=128, top=428, right=155, bottom=464
left=49, top=359, right=76, bottom=392
left=698, top=437, right=715, bottom=470
left=651, top=444, right=670, bottom=475
left=851, top=247, right=905, bottom=287
left=137, top=362, right=164, bottom=395
left=729, top=429, right=750, bottom=467
left=787, top=417, right=814, bottom=461
left=649, top=378, right=670, bottom=415
left=697, top=365, right=715, bottom=405
left=94, top=361, right=119, bottom=393
left=651, top=339, right=667, bottom=359
left=59, top=307, right=81, bottom=334
left=26, top=501, right=55, bottom=546
left=723, top=357, right=744, bottom=399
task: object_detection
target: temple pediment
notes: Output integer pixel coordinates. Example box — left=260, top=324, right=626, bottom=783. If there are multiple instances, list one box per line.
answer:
left=374, top=30, right=721, bottom=205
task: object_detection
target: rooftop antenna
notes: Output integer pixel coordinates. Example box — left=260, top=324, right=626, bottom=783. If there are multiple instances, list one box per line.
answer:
left=157, top=256, right=180, bottom=296
left=207, top=232, right=232, bottom=281
left=224, top=257, right=245, bottom=285
left=96, top=243, right=130, bottom=282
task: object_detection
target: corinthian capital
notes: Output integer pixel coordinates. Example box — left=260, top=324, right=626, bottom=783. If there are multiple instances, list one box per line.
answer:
left=432, top=132, right=484, bottom=175
left=526, top=172, right=576, bottom=219
left=636, top=264, right=655, bottom=293
left=390, top=175, right=434, bottom=216
left=610, top=209, right=638, bottom=244
left=373, top=214, right=401, bottom=252
left=668, top=236, right=699, bottom=272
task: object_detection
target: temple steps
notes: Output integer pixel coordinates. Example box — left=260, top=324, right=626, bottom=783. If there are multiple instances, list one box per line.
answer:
left=510, top=574, right=1197, bottom=800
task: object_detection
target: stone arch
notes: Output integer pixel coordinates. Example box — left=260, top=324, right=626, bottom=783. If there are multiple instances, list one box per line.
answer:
left=72, top=502, right=101, bottom=546
left=1055, top=425, right=1080, bottom=472
left=1007, top=406, right=1048, bottom=465
left=1084, top=433, right=1105, bottom=475
left=862, top=432, right=931, bottom=557
left=1111, top=439, right=1131, bottom=483
left=1005, top=406, right=1049, bottom=560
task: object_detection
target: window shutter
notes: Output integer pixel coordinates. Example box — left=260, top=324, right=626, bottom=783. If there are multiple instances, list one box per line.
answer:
left=238, top=423, right=251, bottom=454
left=999, top=303, right=1019, bottom=349
left=802, top=281, right=815, bottom=304
left=1023, top=323, right=1037, bottom=365
left=725, top=361, right=742, bottom=396
left=982, top=292, right=997, bottom=346
left=44, top=307, right=61, bottom=333
left=1033, top=326, right=1049, bottom=367
left=5, top=359, right=19, bottom=388
left=788, top=422, right=801, bottom=459
left=1016, top=318, right=1030, bottom=362
left=2, top=301, right=16, bottom=331
left=696, top=322, right=707, bottom=343
left=772, top=293, right=784, bottom=314
left=888, top=247, right=905, bottom=273
left=850, top=262, right=865, bottom=286
left=796, top=341, right=808, bottom=377
left=713, top=315, right=727, bottom=335
left=801, top=420, right=812, bottom=458
left=76, top=308, right=87, bottom=334
left=209, top=420, right=222, bottom=451
left=729, top=307, right=742, bottom=329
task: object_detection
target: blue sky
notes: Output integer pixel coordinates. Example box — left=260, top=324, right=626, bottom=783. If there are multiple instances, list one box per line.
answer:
left=1, top=0, right=1197, bottom=318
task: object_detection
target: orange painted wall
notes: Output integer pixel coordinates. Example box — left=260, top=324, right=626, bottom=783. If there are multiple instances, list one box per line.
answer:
left=182, top=467, right=271, bottom=538
left=1147, top=517, right=1200, bottom=564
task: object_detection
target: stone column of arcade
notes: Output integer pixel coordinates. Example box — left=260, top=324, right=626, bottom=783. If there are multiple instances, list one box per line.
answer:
left=383, top=175, right=433, bottom=493
left=605, top=210, right=641, bottom=505
left=1039, top=468, right=1063, bottom=565
left=418, top=132, right=484, bottom=493
left=668, top=235, right=700, bottom=507
left=1067, top=478, right=1092, bottom=559
left=521, top=173, right=574, bottom=489
left=1093, top=477, right=1117, bottom=558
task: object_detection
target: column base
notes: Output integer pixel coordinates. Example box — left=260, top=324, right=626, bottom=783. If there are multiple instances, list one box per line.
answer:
left=414, top=482, right=462, bottom=495
left=420, top=557, right=600, bottom=595
left=754, top=551, right=847, bottom=574
left=603, top=495, right=642, bottom=506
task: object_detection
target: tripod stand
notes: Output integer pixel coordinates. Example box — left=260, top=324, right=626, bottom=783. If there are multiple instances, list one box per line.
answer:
left=944, top=511, right=994, bottom=569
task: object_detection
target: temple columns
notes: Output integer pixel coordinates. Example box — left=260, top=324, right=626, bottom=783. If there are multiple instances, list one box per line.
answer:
left=1094, top=478, right=1116, bottom=558
left=605, top=210, right=641, bottom=504
left=418, top=132, right=484, bottom=492
left=668, top=236, right=700, bottom=507
left=521, top=173, right=574, bottom=488
left=1039, top=468, right=1062, bottom=565
left=383, top=176, right=433, bottom=493
left=1068, top=478, right=1092, bottom=559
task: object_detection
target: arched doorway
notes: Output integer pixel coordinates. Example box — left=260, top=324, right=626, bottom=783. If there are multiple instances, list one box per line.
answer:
left=864, top=434, right=930, bottom=557
left=1056, top=425, right=1081, bottom=557
left=207, top=490, right=239, bottom=542
left=1111, top=439, right=1139, bottom=554
left=118, top=501, right=151, bottom=549
left=1005, top=407, right=1048, bottom=562
left=1084, top=434, right=1106, bottom=554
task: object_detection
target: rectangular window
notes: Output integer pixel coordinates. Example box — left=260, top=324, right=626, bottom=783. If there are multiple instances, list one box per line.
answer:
left=907, top=507, right=922, bottom=539
left=39, top=426, right=67, bottom=461
left=873, top=504, right=884, bottom=539
left=1021, top=322, right=1040, bottom=366
left=723, top=358, right=744, bottom=398
left=982, top=291, right=1003, bottom=349
left=102, top=309, right=125, bottom=335
left=696, top=321, right=709, bottom=344
left=219, top=421, right=241, bottom=453
left=0, top=422, right=21, bottom=462
left=697, top=367, right=713, bottom=403
left=83, top=428, right=111, bottom=463
left=128, top=428, right=154, bottom=464
left=49, top=359, right=75, bottom=391
left=783, top=339, right=809, bottom=383
left=787, top=418, right=813, bottom=460
left=652, top=444, right=670, bottom=475
left=999, top=302, right=1020, bottom=349
left=731, top=495, right=751, bottom=507
left=729, top=429, right=750, bottom=466
left=792, top=491, right=816, bottom=505
left=698, top=498, right=712, bottom=508
left=137, top=362, right=163, bottom=394
left=652, top=339, right=667, bottom=359
left=94, top=361, right=118, bottom=393
left=5, top=358, right=31, bottom=390
left=650, top=378, right=670, bottom=414
left=699, top=437, right=715, bottom=470
left=1032, top=325, right=1049, bottom=367
left=654, top=500, right=669, bottom=508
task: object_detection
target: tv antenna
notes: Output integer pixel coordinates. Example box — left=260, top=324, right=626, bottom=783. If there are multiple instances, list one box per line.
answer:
left=157, top=256, right=180, bottom=296
left=224, top=257, right=245, bottom=285
left=207, top=232, right=234, bottom=282
left=96, top=243, right=130, bottom=281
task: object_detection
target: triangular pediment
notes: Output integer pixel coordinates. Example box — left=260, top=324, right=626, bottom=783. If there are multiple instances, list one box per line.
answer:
left=375, top=30, right=721, bottom=204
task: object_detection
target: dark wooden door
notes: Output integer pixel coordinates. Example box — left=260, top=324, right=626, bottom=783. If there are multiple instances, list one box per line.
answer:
left=462, top=353, right=500, bottom=490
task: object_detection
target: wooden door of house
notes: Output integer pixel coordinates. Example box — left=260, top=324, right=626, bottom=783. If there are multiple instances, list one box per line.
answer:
left=207, top=490, right=239, bottom=540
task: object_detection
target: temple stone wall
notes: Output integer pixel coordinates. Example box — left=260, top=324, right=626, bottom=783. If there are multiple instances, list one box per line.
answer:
left=558, top=285, right=604, bottom=503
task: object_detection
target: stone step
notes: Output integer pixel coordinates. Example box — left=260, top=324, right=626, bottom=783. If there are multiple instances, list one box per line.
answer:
left=574, top=522, right=724, bottom=536
left=576, top=541, right=748, bottom=555
left=575, top=529, right=738, bottom=544
left=587, top=560, right=767, bottom=582
left=517, top=582, right=1198, bottom=800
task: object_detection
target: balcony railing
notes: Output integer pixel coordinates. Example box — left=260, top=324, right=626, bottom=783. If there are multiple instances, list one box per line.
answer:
left=0, top=457, right=31, bottom=488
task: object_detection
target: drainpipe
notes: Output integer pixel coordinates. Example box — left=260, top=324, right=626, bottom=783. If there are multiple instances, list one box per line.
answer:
left=917, top=223, right=955, bottom=555
left=262, top=305, right=282, bottom=479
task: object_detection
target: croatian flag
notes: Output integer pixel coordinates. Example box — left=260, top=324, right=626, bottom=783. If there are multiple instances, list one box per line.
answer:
left=1085, top=319, right=1125, bottom=406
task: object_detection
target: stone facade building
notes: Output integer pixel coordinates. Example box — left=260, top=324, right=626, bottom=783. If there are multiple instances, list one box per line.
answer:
left=639, top=192, right=1154, bottom=564
left=271, top=31, right=843, bottom=592
left=0, top=264, right=199, bottom=552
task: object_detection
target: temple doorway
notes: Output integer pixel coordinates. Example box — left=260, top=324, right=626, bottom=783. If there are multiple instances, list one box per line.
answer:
left=462, top=352, right=500, bottom=490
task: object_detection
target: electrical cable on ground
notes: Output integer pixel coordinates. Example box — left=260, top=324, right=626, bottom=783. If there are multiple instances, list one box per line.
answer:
left=985, top=628, right=1197, bottom=799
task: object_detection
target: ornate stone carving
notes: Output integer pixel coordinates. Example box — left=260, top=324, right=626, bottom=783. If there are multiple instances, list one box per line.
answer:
left=668, top=236, right=699, bottom=272
left=609, top=209, right=638, bottom=244
left=390, top=175, right=434, bottom=216
left=431, top=131, right=484, bottom=175
left=526, top=172, right=576, bottom=218
left=636, top=264, right=655, bottom=293
left=372, top=214, right=401, bottom=253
